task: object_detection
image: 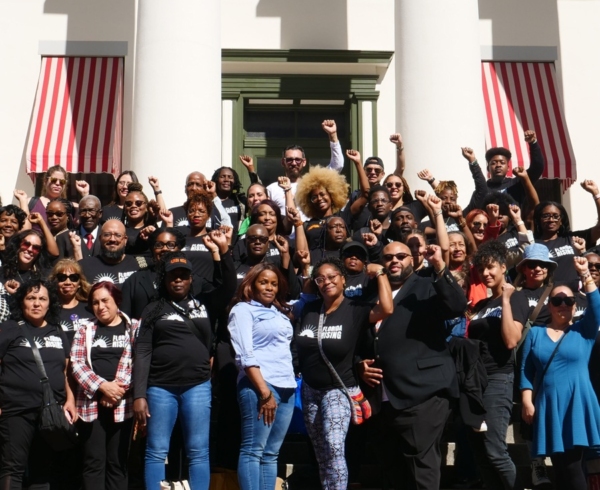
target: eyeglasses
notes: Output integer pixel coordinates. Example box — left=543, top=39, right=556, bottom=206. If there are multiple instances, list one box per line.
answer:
left=588, top=263, right=600, bottom=271
left=471, top=221, right=487, bottom=229
left=56, top=273, right=80, bottom=283
left=153, top=241, right=178, bottom=250
left=284, top=157, right=304, bottom=164
left=117, top=180, right=131, bottom=188
left=46, top=211, right=66, bottom=218
left=79, top=208, right=100, bottom=217
left=383, top=252, right=411, bottom=262
left=549, top=296, right=576, bottom=307
left=365, top=167, right=383, bottom=175
left=48, top=177, right=66, bottom=186
left=541, top=213, right=561, bottom=221
left=246, top=235, right=269, bottom=244
left=20, top=240, right=42, bottom=253
left=386, top=182, right=402, bottom=189
left=525, top=260, right=549, bottom=270
left=125, top=200, right=146, bottom=208
left=310, top=192, right=328, bottom=203
left=314, top=273, right=341, bottom=286
left=101, top=232, right=124, bottom=240
left=188, top=207, right=208, bottom=215
left=370, top=198, right=390, bottom=205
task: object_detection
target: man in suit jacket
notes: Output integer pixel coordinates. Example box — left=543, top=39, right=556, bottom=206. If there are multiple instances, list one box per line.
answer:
left=358, top=241, right=466, bottom=490
left=57, top=195, right=103, bottom=259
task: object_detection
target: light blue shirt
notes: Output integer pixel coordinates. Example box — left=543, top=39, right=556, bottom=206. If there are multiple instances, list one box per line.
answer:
left=228, top=300, right=297, bottom=389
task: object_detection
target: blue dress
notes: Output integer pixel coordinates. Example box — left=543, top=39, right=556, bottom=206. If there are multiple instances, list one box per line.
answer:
left=520, top=289, right=600, bottom=457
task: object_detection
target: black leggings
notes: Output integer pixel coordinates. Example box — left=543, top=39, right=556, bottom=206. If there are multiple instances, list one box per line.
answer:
left=551, top=447, right=586, bottom=490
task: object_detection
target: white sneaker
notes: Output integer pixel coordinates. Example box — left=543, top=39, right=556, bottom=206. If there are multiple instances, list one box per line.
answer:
left=531, top=458, right=551, bottom=486
left=472, top=421, right=488, bottom=432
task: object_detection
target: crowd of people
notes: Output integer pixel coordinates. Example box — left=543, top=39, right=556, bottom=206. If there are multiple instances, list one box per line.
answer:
left=0, top=119, right=599, bottom=490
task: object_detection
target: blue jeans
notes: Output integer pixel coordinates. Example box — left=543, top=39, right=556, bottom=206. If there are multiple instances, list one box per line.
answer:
left=237, top=377, right=295, bottom=490
left=145, top=382, right=211, bottom=490
left=469, top=372, right=523, bottom=490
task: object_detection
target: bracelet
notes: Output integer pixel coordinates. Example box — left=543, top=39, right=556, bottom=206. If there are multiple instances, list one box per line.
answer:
left=434, top=210, right=443, bottom=217
left=584, top=278, right=595, bottom=287
left=294, top=221, right=303, bottom=228
left=259, top=391, right=273, bottom=403
left=458, top=219, right=467, bottom=228
left=594, top=193, right=600, bottom=201
left=581, top=272, right=592, bottom=280
left=515, top=220, right=524, bottom=227
left=397, top=146, right=404, bottom=152
left=428, top=177, right=435, bottom=184
left=154, top=190, right=162, bottom=195
left=375, top=268, right=386, bottom=278
left=283, top=188, right=292, bottom=193
left=435, top=265, right=446, bottom=275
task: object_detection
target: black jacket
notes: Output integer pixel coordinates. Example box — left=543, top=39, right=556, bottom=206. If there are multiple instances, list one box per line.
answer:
left=359, top=270, right=466, bottom=412
left=56, top=228, right=102, bottom=259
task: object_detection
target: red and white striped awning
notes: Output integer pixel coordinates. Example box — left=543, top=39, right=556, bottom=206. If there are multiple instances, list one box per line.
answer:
left=481, top=62, right=576, bottom=190
left=26, top=57, right=123, bottom=177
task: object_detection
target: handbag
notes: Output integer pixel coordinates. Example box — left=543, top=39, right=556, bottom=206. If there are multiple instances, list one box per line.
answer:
left=316, top=306, right=372, bottom=425
left=20, top=322, right=78, bottom=452
left=520, top=326, right=570, bottom=441
left=160, top=481, right=191, bottom=490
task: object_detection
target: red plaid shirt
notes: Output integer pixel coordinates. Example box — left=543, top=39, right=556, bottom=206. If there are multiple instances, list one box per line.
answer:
left=70, top=313, right=139, bottom=423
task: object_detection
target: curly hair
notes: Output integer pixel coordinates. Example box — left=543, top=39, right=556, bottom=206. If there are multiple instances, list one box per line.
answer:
left=48, top=258, right=92, bottom=302
left=184, top=191, right=214, bottom=218
left=148, top=227, right=187, bottom=261
left=533, top=201, right=571, bottom=239
left=249, top=200, right=286, bottom=236
left=485, top=147, right=512, bottom=163
left=229, top=262, right=292, bottom=318
left=43, top=165, right=69, bottom=199
left=0, top=205, right=27, bottom=231
left=383, top=174, right=414, bottom=204
left=9, top=277, right=62, bottom=325
left=472, top=240, right=508, bottom=269
left=295, top=166, right=349, bottom=218
left=312, top=257, right=349, bottom=286
left=2, top=230, right=51, bottom=281
left=434, top=180, right=459, bottom=199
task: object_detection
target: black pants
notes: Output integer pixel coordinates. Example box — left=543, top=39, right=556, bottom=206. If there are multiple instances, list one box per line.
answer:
left=0, top=410, right=57, bottom=490
left=376, top=396, right=451, bottom=490
left=77, top=407, right=133, bottom=490
left=551, top=447, right=587, bottom=490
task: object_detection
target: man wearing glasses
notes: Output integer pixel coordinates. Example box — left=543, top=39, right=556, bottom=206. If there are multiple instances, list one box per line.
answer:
left=57, top=195, right=103, bottom=259
left=357, top=241, right=466, bottom=490
left=267, top=120, right=343, bottom=220
left=79, top=219, right=142, bottom=286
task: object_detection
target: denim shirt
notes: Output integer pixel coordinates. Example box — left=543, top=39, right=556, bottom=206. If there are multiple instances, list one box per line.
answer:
left=228, top=300, right=297, bottom=389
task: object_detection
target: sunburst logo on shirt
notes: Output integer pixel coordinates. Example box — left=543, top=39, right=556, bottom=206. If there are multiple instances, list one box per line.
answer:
left=299, top=324, right=318, bottom=338
left=162, top=313, right=185, bottom=322
left=94, top=273, right=118, bottom=284
left=92, top=335, right=110, bottom=348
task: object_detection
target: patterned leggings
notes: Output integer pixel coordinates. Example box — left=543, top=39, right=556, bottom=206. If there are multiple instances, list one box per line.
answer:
left=302, top=382, right=352, bottom=490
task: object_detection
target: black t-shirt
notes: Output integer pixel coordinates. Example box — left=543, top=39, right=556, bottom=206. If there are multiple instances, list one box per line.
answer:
left=169, top=205, right=220, bottom=230
left=309, top=248, right=341, bottom=268
left=125, top=226, right=151, bottom=257
left=0, top=321, right=70, bottom=415
left=181, top=233, right=214, bottom=279
left=134, top=298, right=212, bottom=398
left=220, top=197, right=241, bottom=233
left=101, top=204, right=124, bottom=224
left=296, top=297, right=373, bottom=390
left=79, top=254, right=142, bottom=287
left=468, top=293, right=529, bottom=374
left=91, top=321, right=127, bottom=382
left=515, top=286, right=588, bottom=326
left=58, top=302, right=93, bottom=343
left=344, top=272, right=377, bottom=302
left=536, top=232, right=593, bottom=291
left=419, top=216, right=460, bottom=234
left=232, top=236, right=288, bottom=268
left=496, top=228, right=520, bottom=251
left=303, top=207, right=353, bottom=251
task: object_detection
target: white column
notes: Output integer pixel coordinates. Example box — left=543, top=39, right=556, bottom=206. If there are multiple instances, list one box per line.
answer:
left=221, top=99, right=234, bottom=168
left=395, top=0, right=485, bottom=201
left=360, top=100, right=374, bottom=159
left=131, top=0, right=221, bottom=203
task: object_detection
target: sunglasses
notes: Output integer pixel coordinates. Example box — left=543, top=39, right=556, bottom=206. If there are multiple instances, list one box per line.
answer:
left=314, top=273, right=341, bottom=286
left=549, top=296, right=576, bottom=307
left=56, top=273, right=80, bottom=283
left=79, top=208, right=100, bottom=217
left=383, top=252, right=411, bottom=262
left=20, top=240, right=42, bottom=253
left=46, top=211, right=66, bottom=218
left=48, top=177, right=66, bottom=186
left=366, top=167, right=383, bottom=175
left=246, top=235, right=269, bottom=244
left=471, top=221, right=487, bottom=229
left=284, top=157, right=304, bottom=164
left=525, top=260, right=549, bottom=270
left=125, top=200, right=146, bottom=208
left=386, top=182, right=402, bottom=189
left=588, top=263, right=600, bottom=271
left=541, top=213, right=561, bottom=221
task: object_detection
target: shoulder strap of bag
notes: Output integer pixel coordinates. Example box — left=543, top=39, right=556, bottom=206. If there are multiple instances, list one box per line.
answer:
left=533, top=327, right=570, bottom=399
left=316, top=305, right=353, bottom=404
left=516, top=282, right=554, bottom=352
left=18, top=321, right=49, bottom=381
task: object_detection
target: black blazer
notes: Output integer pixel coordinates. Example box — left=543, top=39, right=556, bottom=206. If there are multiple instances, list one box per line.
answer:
left=56, top=228, right=102, bottom=260
left=359, top=270, right=466, bottom=412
